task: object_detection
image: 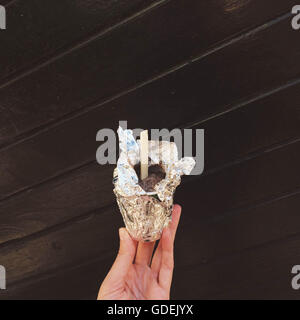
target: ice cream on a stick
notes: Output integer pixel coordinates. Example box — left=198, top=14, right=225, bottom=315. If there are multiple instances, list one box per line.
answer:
left=134, top=163, right=166, bottom=192
left=113, top=126, right=196, bottom=242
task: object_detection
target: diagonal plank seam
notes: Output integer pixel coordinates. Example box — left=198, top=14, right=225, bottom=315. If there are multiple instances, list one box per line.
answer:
left=0, top=0, right=170, bottom=90
left=4, top=186, right=300, bottom=292
left=0, top=137, right=299, bottom=250
left=0, top=75, right=299, bottom=205
left=0, top=11, right=292, bottom=152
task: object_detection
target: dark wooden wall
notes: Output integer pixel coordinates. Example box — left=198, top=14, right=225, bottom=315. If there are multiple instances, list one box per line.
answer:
left=0, top=0, right=299, bottom=299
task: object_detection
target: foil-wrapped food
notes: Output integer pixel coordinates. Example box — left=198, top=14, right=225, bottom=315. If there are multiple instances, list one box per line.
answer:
left=113, top=126, right=195, bottom=242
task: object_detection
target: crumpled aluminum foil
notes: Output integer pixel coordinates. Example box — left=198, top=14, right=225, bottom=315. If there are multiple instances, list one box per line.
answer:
left=113, top=126, right=195, bottom=242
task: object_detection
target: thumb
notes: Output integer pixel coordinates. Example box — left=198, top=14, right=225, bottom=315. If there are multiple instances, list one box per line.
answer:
left=107, top=228, right=137, bottom=280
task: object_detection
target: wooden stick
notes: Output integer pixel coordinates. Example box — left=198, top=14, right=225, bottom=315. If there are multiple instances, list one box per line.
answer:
left=140, top=130, right=149, bottom=180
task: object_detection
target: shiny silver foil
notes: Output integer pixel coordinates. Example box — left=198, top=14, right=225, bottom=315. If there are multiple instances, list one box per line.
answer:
left=113, top=126, right=195, bottom=242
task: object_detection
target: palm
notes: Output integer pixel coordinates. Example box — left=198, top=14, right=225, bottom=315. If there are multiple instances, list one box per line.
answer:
left=122, top=264, right=168, bottom=300
left=98, top=205, right=181, bottom=300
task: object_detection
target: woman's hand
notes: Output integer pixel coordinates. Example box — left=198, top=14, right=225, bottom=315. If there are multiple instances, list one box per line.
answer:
left=97, top=204, right=181, bottom=300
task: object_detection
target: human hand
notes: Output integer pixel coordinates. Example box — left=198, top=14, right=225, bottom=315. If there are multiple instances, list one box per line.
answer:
left=97, top=204, right=182, bottom=300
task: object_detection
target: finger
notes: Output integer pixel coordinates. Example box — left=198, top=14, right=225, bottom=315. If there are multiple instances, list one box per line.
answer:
left=135, top=241, right=156, bottom=266
left=158, top=226, right=174, bottom=292
left=151, top=204, right=181, bottom=275
left=168, top=204, right=182, bottom=240
left=106, top=228, right=137, bottom=280
left=151, top=204, right=181, bottom=273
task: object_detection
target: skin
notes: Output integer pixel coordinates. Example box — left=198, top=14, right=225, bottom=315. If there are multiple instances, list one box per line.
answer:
left=97, top=204, right=182, bottom=300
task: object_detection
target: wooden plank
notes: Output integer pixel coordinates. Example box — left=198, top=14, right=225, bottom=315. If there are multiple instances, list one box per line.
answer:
left=0, top=0, right=298, bottom=302
left=2, top=191, right=300, bottom=299
left=0, top=204, right=121, bottom=285
left=172, top=233, right=300, bottom=300
left=0, top=88, right=299, bottom=245
left=0, top=142, right=299, bottom=285
left=188, top=87, right=300, bottom=171
left=175, top=141, right=300, bottom=223
left=0, top=1, right=295, bottom=147
left=0, top=0, right=159, bottom=81
left=0, top=0, right=14, bottom=6
left=0, top=163, right=114, bottom=243
left=1, top=17, right=299, bottom=200
left=1, top=256, right=110, bottom=300
left=175, top=191, right=300, bottom=267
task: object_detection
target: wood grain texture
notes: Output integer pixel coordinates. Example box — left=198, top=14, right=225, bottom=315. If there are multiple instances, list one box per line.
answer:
left=0, top=0, right=294, bottom=147
left=1, top=18, right=300, bottom=201
left=0, top=204, right=121, bottom=285
left=172, top=232, right=300, bottom=300
left=1, top=254, right=110, bottom=300
left=0, top=163, right=114, bottom=243
left=0, top=141, right=299, bottom=291
left=0, top=0, right=16, bottom=6
left=176, top=190, right=300, bottom=267
left=0, top=85, right=299, bottom=245
left=187, top=84, right=300, bottom=171
left=175, top=141, right=300, bottom=224
left=0, top=0, right=160, bottom=81
left=0, top=0, right=299, bottom=301
left=2, top=190, right=300, bottom=300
